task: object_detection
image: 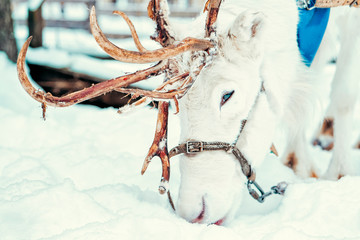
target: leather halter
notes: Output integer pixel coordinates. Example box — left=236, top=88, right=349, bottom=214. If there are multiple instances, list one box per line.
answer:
left=169, top=139, right=255, bottom=181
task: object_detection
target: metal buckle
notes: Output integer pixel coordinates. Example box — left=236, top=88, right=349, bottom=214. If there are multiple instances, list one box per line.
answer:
left=296, top=0, right=315, bottom=10
left=186, top=141, right=204, bottom=154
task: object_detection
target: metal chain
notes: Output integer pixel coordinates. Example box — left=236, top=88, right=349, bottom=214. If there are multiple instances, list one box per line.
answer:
left=247, top=180, right=288, bottom=203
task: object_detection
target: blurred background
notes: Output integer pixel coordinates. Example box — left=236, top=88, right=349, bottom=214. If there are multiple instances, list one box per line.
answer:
left=1, top=0, right=203, bottom=108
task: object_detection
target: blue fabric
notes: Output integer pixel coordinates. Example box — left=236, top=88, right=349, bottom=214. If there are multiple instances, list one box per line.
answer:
left=297, top=5, right=330, bottom=66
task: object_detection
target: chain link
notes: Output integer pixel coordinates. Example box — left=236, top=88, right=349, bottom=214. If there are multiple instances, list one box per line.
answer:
left=247, top=180, right=288, bottom=203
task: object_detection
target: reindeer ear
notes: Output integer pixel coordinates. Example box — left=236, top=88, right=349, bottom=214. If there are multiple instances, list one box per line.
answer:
left=228, top=11, right=266, bottom=42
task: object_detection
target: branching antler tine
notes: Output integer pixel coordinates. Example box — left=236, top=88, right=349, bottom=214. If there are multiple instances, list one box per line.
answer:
left=203, top=0, right=210, bottom=13
left=90, top=6, right=213, bottom=64
left=17, top=37, right=167, bottom=108
left=148, top=0, right=175, bottom=47
left=177, top=62, right=206, bottom=99
left=179, top=75, right=192, bottom=89
left=141, top=102, right=170, bottom=194
left=173, top=96, right=180, bottom=114
left=17, top=37, right=46, bottom=103
left=205, top=0, right=222, bottom=37
left=157, top=72, right=190, bottom=90
left=117, top=72, right=189, bottom=114
left=115, top=87, right=185, bottom=99
left=142, top=0, right=194, bottom=197
left=113, top=10, right=147, bottom=52
left=117, top=96, right=150, bottom=114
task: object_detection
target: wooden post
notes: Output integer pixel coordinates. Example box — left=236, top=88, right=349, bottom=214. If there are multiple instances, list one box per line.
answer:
left=28, top=2, right=45, bottom=48
left=0, top=0, right=18, bottom=62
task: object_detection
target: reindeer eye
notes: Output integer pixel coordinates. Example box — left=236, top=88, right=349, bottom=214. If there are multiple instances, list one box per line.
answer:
left=220, top=90, right=235, bottom=107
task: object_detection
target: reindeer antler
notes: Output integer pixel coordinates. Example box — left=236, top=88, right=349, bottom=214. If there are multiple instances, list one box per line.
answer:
left=205, top=0, right=222, bottom=37
left=140, top=0, right=223, bottom=203
left=17, top=0, right=221, bottom=208
left=17, top=36, right=168, bottom=114
left=140, top=0, right=179, bottom=199
left=90, top=7, right=212, bottom=64
left=17, top=5, right=212, bottom=117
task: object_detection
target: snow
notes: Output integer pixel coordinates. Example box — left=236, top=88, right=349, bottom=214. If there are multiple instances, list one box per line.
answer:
left=1, top=48, right=360, bottom=239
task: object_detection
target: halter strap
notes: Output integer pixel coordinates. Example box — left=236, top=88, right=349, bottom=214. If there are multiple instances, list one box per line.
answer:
left=169, top=141, right=255, bottom=181
left=168, top=139, right=287, bottom=206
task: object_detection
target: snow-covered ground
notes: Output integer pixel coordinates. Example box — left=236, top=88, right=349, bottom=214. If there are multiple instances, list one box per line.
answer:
left=2, top=3, right=360, bottom=238
left=1, top=46, right=360, bottom=239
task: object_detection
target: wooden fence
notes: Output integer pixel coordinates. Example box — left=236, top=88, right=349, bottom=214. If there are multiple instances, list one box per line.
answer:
left=12, top=0, right=201, bottom=29
left=11, top=0, right=202, bottom=46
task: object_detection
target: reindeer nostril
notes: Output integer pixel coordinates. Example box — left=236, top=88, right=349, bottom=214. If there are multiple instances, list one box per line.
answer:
left=214, top=218, right=225, bottom=226
left=191, top=197, right=206, bottom=223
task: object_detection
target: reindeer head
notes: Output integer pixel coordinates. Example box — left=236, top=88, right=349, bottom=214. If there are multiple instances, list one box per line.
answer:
left=173, top=6, right=273, bottom=224
left=17, top=0, right=273, bottom=225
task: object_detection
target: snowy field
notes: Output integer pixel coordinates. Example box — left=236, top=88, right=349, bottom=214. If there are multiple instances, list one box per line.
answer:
left=1, top=48, right=360, bottom=239
left=1, top=4, right=360, bottom=238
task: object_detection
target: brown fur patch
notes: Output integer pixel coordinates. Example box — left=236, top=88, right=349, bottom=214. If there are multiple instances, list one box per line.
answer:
left=321, top=118, right=334, bottom=137
left=313, top=118, right=334, bottom=151
left=310, top=171, right=318, bottom=179
left=286, top=152, right=298, bottom=170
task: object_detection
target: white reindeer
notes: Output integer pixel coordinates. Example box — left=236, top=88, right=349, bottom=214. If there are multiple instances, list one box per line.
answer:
left=17, top=0, right=359, bottom=226
left=174, top=1, right=360, bottom=224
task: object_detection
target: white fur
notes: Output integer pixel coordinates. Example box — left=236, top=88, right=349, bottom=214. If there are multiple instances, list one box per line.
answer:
left=314, top=9, right=360, bottom=179
left=171, top=1, right=360, bottom=224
